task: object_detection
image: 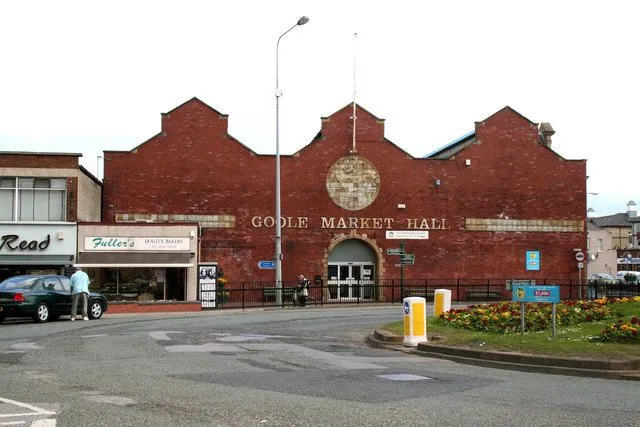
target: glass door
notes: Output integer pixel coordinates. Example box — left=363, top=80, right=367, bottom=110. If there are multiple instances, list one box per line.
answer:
left=327, top=263, right=374, bottom=301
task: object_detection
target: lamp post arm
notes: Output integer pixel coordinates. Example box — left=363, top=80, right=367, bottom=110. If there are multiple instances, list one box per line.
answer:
left=276, top=23, right=299, bottom=93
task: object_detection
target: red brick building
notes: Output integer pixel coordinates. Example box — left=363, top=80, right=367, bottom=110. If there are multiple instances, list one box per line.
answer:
left=102, top=98, right=586, bottom=302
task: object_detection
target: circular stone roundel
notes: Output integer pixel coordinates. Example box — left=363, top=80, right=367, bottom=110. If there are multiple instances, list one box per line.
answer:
left=326, top=155, right=381, bottom=211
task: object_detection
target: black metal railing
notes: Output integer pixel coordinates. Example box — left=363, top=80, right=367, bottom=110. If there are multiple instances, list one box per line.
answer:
left=208, top=278, right=640, bottom=310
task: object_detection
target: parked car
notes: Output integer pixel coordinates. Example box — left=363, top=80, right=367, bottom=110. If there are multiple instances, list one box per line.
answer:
left=0, top=275, right=108, bottom=323
left=588, top=273, right=618, bottom=285
left=615, top=271, right=640, bottom=283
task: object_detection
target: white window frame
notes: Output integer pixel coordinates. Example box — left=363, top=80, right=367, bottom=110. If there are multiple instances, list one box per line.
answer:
left=0, top=177, right=67, bottom=222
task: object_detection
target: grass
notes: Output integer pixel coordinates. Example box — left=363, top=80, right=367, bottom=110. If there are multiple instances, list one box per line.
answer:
left=382, top=301, right=640, bottom=359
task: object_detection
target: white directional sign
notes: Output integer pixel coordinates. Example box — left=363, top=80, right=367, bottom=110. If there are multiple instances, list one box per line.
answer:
left=386, top=230, right=429, bottom=240
left=387, top=248, right=404, bottom=255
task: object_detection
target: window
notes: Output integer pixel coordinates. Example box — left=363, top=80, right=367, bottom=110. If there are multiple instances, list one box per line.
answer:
left=0, top=177, right=66, bottom=221
left=597, top=239, right=604, bottom=253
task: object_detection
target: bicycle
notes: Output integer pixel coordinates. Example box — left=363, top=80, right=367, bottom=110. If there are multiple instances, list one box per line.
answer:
left=286, top=288, right=317, bottom=307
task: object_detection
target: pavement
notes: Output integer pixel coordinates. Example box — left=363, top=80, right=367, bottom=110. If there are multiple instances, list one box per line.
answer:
left=366, top=329, right=640, bottom=381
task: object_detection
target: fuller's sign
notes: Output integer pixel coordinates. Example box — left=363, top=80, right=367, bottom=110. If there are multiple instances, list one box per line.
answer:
left=84, top=237, right=191, bottom=251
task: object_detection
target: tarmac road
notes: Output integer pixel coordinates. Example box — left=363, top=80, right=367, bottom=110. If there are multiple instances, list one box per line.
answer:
left=0, top=306, right=638, bottom=426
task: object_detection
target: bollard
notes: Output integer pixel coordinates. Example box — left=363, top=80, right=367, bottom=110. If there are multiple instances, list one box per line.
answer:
left=402, top=297, right=428, bottom=347
left=434, top=289, right=452, bottom=317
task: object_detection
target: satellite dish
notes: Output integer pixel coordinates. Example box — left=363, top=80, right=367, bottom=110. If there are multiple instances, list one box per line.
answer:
left=589, top=253, right=596, bottom=261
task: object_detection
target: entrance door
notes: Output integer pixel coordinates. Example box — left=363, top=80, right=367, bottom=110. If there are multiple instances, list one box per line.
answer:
left=327, top=263, right=375, bottom=301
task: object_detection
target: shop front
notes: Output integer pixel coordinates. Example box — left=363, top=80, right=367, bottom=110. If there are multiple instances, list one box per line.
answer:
left=76, top=224, right=198, bottom=305
left=0, top=223, right=77, bottom=282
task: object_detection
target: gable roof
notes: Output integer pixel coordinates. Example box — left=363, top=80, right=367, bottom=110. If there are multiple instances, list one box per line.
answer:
left=321, top=102, right=385, bottom=122
left=477, top=105, right=537, bottom=126
left=161, top=97, right=228, bottom=118
left=591, top=213, right=632, bottom=228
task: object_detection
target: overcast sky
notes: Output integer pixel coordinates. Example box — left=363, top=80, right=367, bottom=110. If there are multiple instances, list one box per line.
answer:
left=1, top=1, right=637, bottom=216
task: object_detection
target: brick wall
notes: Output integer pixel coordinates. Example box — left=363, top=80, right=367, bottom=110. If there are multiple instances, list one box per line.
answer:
left=103, top=99, right=587, bottom=283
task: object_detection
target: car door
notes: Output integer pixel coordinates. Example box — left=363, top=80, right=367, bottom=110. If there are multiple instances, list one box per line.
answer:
left=41, top=276, right=67, bottom=316
left=59, top=276, right=73, bottom=314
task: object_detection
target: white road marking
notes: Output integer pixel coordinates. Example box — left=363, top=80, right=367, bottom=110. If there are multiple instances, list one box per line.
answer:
left=216, top=335, right=269, bottom=342
left=148, top=331, right=183, bottom=341
left=165, top=343, right=246, bottom=353
left=30, top=420, right=56, bottom=426
left=0, top=397, right=55, bottom=417
left=375, top=373, right=433, bottom=381
left=0, top=421, right=27, bottom=425
left=81, top=334, right=107, bottom=338
left=9, top=343, right=41, bottom=351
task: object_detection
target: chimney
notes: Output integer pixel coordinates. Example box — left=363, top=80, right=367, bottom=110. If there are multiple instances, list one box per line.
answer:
left=538, top=122, right=555, bottom=148
left=627, top=200, right=637, bottom=219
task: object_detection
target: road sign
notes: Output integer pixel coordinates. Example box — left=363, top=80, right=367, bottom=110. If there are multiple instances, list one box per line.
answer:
left=575, top=251, right=585, bottom=262
left=577, top=262, right=584, bottom=269
left=387, top=248, right=404, bottom=255
left=401, top=254, right=415, bottom=262
left=395, top=263, right=403, bottom=267
left=257, top=260, right=276, bottom=269
left=401, top=260, right=415, bottom=265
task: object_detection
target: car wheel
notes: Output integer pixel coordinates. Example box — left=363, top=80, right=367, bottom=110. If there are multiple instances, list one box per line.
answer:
left=33, top=303, right=50, bottom=323
left=88, top=301, right=103, bottom=320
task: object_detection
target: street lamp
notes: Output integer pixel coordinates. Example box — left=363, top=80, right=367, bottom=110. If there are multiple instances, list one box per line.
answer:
left=275, top=16, right=309, bottom=305
left=97, top=155, right=103, bottom=180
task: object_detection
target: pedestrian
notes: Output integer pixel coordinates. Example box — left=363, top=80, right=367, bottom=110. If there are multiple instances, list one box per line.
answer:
left=70, top=266, right=90, bottom=321
left=294, top=274, right=310, bottom=307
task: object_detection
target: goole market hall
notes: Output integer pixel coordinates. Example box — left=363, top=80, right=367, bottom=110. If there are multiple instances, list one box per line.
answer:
left=73, top=97, right=586, bottom=306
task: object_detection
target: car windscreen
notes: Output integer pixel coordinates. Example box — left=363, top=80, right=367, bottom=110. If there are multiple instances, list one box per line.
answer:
left=0, top=276, right=39, bottom=290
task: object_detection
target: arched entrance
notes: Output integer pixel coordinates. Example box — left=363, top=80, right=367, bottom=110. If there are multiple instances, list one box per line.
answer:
left=327, top=239, right=376, bottom=301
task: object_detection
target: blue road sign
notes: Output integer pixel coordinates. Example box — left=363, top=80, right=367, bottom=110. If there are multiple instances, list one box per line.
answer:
left=257, top=260, right=276, bottom=269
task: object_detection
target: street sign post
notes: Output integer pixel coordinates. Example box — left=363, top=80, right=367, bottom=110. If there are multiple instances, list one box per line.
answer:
left=401, top=254, right=415, bottom=264
left=257, top=260, right=276, bottom=269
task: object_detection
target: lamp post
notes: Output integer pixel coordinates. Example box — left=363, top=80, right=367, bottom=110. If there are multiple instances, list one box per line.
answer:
left=275, top=16, right=309, bottom=305
left=97, top=155, right=103, bottom=180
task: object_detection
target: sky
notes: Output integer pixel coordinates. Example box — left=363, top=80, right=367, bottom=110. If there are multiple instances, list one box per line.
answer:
left=0, top=0, right=638, bottom=216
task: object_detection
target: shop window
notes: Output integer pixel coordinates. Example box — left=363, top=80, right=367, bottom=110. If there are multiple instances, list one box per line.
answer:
left=0, top=177, right=66, bottom=221
left=86, top=267, right=185, bottom=302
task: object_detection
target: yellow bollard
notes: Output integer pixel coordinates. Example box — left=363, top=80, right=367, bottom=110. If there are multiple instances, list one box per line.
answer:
left=434, top=289, right=452, bottom=317
left=402, top=297, right=428, bottom=347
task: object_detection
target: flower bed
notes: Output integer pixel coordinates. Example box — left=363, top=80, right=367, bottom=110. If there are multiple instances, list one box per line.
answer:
left=440, top=297, right=640, bottom=344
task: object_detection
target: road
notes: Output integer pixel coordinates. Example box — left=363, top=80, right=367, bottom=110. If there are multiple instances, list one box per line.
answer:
left=0, top=306, right=638, bottom=426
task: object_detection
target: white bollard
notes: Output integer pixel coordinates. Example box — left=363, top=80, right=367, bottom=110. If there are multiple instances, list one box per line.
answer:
left=434, top=289, right=452, bottom=317
left=402, top=297, right=428, bottom=347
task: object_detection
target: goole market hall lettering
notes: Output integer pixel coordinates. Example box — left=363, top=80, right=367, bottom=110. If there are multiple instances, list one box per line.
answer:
left=251, top=216, right=450, bottom=230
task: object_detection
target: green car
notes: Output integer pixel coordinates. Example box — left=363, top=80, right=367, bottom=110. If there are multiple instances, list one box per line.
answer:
left=0, top=275, right=108, bottom=323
